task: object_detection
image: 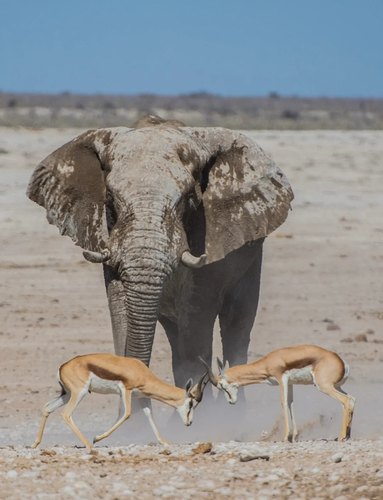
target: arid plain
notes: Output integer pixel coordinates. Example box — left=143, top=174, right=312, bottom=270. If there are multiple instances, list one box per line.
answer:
left=0, top=127, right=382, bottom=498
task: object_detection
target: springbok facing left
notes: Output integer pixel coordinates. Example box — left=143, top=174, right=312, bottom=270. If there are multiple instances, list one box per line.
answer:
left=32, top=354, right=208, bottom=450
left=201, top=344, right=355, bottom=442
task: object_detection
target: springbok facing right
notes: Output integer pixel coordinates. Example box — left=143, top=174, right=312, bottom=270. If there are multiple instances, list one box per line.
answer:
left=201, top=344, right=355, bottom=442
left=32, top=353, right=208, bottom=450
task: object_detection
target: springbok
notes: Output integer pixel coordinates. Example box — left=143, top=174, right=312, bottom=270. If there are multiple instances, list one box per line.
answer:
left=32, top=354, right=208, bottom=450
left=201, top=344, right=355, bottom=442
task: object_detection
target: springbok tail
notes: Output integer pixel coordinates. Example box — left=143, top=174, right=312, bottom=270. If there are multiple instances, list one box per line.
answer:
left=43, top=378, right=68, bottom=415
left=338, top=357, right=350, bottom=386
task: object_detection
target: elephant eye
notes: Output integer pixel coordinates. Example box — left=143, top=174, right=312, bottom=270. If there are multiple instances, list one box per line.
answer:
left=187, top=194, right=198, bottom=211
left=106, top=193, right=118, bottom=231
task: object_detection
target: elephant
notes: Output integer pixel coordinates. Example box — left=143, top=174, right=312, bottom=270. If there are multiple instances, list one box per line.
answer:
left=27, top=115, right=293, bottom=387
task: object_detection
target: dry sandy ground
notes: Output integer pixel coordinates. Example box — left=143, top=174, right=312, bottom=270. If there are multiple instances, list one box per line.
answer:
left=0, top=127, right=382, bottom=498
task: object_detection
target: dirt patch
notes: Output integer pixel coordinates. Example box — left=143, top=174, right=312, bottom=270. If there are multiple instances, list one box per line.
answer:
left=1, top=441, right=382, bottom=498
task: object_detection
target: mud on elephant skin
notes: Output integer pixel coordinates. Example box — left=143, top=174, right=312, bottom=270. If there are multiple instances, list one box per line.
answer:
left=27, top=115, right=293, bottom=386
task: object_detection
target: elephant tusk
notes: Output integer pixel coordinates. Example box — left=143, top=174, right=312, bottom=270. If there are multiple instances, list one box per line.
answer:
left=181, top=251, right=207, bottom=269
left=82, top=249, right=111, bottom=263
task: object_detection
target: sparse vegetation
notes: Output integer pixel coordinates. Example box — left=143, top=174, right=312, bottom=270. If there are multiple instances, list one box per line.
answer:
left=0, top=92, right=382, bottom=129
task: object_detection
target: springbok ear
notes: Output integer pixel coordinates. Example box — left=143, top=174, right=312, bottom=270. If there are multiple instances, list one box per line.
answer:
left=183, top=128, right=293, bottom=264
left=185, top=378, right=193, bottom=394
left=27, top=129, right=113, bottom=253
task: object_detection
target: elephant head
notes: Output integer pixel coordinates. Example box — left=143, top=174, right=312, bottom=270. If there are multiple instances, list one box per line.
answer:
left=27, top=117, right=293, bottom=367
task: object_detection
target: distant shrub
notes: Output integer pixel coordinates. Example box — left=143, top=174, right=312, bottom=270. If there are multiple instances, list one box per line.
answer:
left=186, top=91, right=214, bottom=98
left=7, top=98, right=17, bottom=108
left=281, top=109, right=299, bottom=120
left=103, top=101, right=115, bottom=110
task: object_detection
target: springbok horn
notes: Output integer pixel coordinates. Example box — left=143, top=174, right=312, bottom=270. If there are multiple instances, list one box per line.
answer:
left=82, top=249, right=111, bottom=264
left=181, top=251, right=207, bottom=269
left=194, top=372, right=209, bottom=402
left=198, top=356, right=218, bottom=386
left=185, top=378, right=194, bottom=397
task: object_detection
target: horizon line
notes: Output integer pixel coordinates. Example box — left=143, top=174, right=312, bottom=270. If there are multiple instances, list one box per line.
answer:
left=1, top=90, right=383, bottom=101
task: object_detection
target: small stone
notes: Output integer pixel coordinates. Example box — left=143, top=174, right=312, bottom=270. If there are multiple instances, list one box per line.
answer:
left=329, top=474, right=340, bottom=481
left=216, top=487, right=232, bottom=495
left=6, top=470, right=18, bottom=478
left=121, top=490, right=133, bottom=496
left=340, top=337, right=353, bottom=343
left=260, top=474, right=279, bottom=482
left=258, top=488, right=281, bottom=498
left=355, top=333, right=368, bottom=342
left=332, top=453, right=343, bottom=463
left=239, top=452, right=270, bottom=462
left=327, top=323, right=341, bottom=331
left=40, top=449, right=56, bottom=456
left=61, top=486, right=75, bottom=496
left=192, top=442, right=212, bottom=454
left=356, top=485, right=369, bottom=493
left=200, top=480, right=216, bottom=490
left=159, top=448, right=171, bottom=455
left=74, top=481, right=90, bottom=490
left=65, top=471, right=77, bottom=479
left=153, top=484, right=176, bottom=495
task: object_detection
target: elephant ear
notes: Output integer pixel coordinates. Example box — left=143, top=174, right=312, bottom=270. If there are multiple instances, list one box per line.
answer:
left=185, top=128, right=294, bottom=263
left=26, top=129, right=111, bottom=252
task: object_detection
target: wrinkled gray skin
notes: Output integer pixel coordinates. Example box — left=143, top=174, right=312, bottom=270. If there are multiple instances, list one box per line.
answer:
left=27, top=116, right=293, bottom=386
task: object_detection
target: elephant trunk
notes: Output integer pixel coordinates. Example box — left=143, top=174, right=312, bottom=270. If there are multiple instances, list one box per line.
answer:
left=123, top=293, right=159, bottom=364
left=123, top=267, right=167, bottom=365
left=117, top=218, right=177, bottom=364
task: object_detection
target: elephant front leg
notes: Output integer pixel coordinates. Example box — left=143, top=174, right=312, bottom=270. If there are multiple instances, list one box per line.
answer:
left=103, top=264, right=128, bottom=356
left=174, top=307, right=217, bottom=388
left=158, top=315, right=181, bottom=383
left=218, top=245, right=263, bottom=367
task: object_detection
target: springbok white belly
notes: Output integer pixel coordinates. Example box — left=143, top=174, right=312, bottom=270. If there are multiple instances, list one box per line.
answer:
left=89, top=374, right=123, bottom=394
left=285, top=365, right=314, bottom=385
left=266, top=365, right=315, bottom=386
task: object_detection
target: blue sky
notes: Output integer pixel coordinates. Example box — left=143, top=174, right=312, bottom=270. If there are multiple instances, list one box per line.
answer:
left=1, top=0, right=382, bottom=97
